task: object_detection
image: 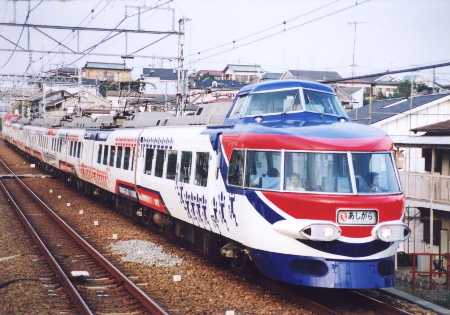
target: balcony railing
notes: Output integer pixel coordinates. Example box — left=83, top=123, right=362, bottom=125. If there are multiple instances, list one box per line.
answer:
left=399, top=172, right=450, bottom=204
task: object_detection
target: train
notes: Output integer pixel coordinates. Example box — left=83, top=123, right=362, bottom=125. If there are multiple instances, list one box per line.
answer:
left=2, top=79, right=410, bottom=289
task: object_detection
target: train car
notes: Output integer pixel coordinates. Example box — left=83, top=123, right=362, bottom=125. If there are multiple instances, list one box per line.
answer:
left=2, top=79, right=410, bottom=289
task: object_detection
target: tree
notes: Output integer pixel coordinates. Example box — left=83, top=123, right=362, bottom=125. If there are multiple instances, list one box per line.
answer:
left=199, top=72, right=214, bottom=81
left=394, top=80, right=413, bottom=98
left=416, top=82, right=429, bottom=93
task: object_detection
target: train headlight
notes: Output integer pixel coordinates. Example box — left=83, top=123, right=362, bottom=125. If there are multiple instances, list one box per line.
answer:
left=380, top=227, right=392, bottom=239
left=372, top=221, right=411, bottom=242
left=273, top=219, right=341, bottom=241
left=323, top=226, right=336, bottom=239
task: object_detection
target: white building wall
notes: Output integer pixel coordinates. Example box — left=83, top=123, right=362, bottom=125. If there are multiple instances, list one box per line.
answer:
left=144, top=77, right=177, bottom=95
left=372, top=95, right=450, bottom=173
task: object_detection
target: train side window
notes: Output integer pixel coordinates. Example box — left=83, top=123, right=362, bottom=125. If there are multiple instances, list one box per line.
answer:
left=74, top=141, right=78, bottom=157
left=70, top=141, right=74, bottom=157
left=109, top=146, right=115, bottom=166
left=194, top=152, right=209, bottom=187
left=144, top=148, right=155, bottom=175
left=116, top=146, right=123, bottom=168
left=78, top=142, right=83, bottom=158
left=103, top=145, right=109, bottom=165
left=245, top=150, right=281, bottom=190
left=228, top=149, right=245, bottom=187
left=130, top=148, right=135, bottom=171
left=180, top=151, right=192, bottom=183
left=166, top=150, right=178, bottom=180
left=97, top=144, right=103, bottom=164
left=123, top=147, right=131, bottom=170
left=154, top=149, right=165, bottom=177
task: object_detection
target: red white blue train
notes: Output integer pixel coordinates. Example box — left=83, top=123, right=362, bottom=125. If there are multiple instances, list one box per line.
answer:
left=2, top=79, right=410, bottom=289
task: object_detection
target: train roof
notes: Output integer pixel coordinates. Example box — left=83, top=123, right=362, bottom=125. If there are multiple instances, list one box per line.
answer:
left=237, top=79, right=334, bottom=95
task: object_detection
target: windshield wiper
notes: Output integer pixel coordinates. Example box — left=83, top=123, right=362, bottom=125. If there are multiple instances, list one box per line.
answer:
left=282, top=91, right=299, bottom=114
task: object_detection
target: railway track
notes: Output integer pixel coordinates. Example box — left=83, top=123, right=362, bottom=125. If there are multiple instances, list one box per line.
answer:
left=0, top=157, right=168, bottom=315
left=238, top=270, right=417, bottom=315
left=0, top=140, right=435, bottom=314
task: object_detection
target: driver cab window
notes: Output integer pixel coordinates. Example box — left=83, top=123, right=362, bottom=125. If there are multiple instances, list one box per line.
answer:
left=241, top=89, right=301, bottom=116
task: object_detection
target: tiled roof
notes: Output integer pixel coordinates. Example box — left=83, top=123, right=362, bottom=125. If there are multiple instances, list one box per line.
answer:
left=142, top=68, right=188, bottom=80
left=411, top=120, right=450, bottom=134
left=196, top=70, right=223, bottom=77
left=340, top=86, right=363, bottom=95
left=287, top=70, right=342, bottom=81
left=84, top=62, right=131, bottom=71
left=262, top=73, right=283, bottom=80
left=224, top=64, right=264, bottom=72
left=347, top=92, right=450, bottom=125
left=193, top=77, right=246, bottom=89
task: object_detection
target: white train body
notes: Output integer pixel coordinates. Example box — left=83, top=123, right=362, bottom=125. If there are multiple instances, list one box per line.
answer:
left=3, top=80, right=410, bottom=289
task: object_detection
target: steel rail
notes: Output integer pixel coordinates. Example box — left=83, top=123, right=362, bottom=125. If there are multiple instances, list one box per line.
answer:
left=0, top=179, right=93, bottom=314
left=0, top=158, right=169, bottom=315
left=352, top=291, right=415, bottom=315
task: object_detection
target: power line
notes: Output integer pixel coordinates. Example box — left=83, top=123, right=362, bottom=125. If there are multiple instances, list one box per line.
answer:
left=323, top=61, right=450, bottom=83
left=0, top=0, right=43, bottom=69
left=188, top=0, right=370, bottom=65
left=186, top=0, right=342, bottom=59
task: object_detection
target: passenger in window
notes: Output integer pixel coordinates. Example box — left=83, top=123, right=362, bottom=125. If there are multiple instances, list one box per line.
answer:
left=286, top=173, right=305, bottom=191
left=360, top=172, right=380, bottom=193
left=250, top=167, right=279, bottom=187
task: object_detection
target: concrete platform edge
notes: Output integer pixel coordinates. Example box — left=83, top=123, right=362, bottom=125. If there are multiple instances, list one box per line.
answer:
left=380, top=287, right=450, bottom=314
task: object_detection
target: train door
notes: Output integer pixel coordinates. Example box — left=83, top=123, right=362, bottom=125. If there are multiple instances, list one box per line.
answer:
left=81, top=130, right=98, bottom=184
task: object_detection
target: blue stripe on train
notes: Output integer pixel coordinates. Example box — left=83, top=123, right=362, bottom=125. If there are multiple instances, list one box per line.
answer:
left=248, top=248, right=396, bottom=289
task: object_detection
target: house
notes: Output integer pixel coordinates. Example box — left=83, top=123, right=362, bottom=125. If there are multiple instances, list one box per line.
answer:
left=347, top=92, right=450, bottom=146
left=189, top=70, right=224, bottom=84
left=189, top=77, right=245, bottom=105
left=28, top=90, right=113, bottom=118
left=44, top=66, right=79, bottom=78
left=28, top=90, right=74, bottom=117
left=394, top=121, right=450, bottom=267
left=106, top=90, right=174, bottom=112
left=402, top=74, right=444, bottom=94
left=141, top=67, right=189, bottom=96
left=82, top=61, right=132, bottom=82
left=281, top=69, right=342, bottom=82
left=338, top=74, right=401, bottom=105
left=333, top=85, right=363, bottom=110
left=347, top=92, right=450, bottom=267
left=261, top=72, right=283, bottom=81
left=223, top=64, right=264, bottom=84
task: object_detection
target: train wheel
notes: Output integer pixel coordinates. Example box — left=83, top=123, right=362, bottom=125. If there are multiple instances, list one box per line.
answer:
left=231, top=251, right=252, bottom=273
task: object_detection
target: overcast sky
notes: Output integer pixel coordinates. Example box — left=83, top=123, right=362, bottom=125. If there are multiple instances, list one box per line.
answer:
left=1, top=0, right=450, bottom=84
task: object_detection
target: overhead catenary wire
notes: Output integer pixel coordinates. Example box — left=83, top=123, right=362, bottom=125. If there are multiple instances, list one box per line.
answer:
left=187, top=0, right=370, bottom=65
left=0, top=0, right=43, bottom=69
left=65, top=0, right=175, bottom=68
left=186, top=0, right=342, bottom=59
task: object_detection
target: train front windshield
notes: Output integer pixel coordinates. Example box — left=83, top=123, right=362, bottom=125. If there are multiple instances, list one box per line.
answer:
left=227, top=150, right=401, bottom=194
left=230, top=88, right=347, bottom=118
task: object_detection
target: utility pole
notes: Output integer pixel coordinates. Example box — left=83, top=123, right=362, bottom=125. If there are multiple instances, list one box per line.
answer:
left=176, top=17, right=189, bottom=116
left=348, top=21, right=365, bottom=121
